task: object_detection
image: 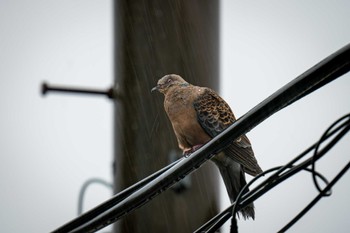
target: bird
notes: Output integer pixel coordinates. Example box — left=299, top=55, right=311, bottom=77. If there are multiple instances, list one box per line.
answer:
left=151, top=74, right=262, bottom=220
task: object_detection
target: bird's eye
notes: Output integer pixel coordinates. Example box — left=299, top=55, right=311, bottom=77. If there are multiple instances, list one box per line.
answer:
left=167, top=78, right=172, bottom=83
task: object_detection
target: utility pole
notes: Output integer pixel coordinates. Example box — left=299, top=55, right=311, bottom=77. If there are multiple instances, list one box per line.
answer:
left=113, top=1, right=220, bottom=232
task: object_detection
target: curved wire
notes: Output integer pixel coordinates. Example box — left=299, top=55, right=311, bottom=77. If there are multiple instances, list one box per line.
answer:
left=197, top=165, right=330, bottom=233
left=279, top=123, right=350, bottom=232
left=194, top=167, right=282, bottom=233
left=51, top=43, right=350, bottom=233
left=279, top=161, right=350, bottom=233
left=195, top=113, right=350, bottom=233
left=311, top=113, right=350, bottom=195
left=231, top=167, right=282, bottom=221
left=78, top=178, right=113, bottom=216
left=54, top=158, right=182, bottom=233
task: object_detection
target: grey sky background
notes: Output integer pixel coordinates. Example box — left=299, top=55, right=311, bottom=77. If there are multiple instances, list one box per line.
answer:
left=221, top=1, right=350, bottom=232
left=0, top=1, right=349, bottom=233
left=0, top=1, right=113, bottom=232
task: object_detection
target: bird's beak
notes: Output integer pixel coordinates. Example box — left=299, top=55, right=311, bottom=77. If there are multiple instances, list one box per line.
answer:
left=151, top=85, right=159, bottom=93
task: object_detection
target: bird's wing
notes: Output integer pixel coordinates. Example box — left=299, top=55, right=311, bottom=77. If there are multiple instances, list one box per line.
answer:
left=193, top=88, right=262, bottom=176
left=193, top=88, right=234, bottom=137
left=225, top=134, right=262, bottom=176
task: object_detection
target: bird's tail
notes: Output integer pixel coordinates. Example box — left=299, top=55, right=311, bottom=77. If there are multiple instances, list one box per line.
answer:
left=216, top=160, right=255, bottom=220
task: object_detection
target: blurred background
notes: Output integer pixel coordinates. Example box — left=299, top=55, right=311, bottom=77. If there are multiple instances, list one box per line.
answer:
left=0, top=0, right=349, bottom=232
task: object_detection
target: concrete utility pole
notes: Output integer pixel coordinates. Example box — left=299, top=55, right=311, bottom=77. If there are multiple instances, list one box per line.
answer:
left=113, top=1, right=220, bottom=232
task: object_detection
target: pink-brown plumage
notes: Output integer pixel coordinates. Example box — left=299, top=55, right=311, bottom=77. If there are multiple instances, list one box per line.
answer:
left=152, top=74, right=262, bottom=219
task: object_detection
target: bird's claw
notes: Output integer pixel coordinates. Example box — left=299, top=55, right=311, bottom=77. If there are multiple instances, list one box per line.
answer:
left=183, top=149, right=192, bottom=158
left=183, top=144, right=204, bottom=158
left=192, top=144, right=204, bottom=151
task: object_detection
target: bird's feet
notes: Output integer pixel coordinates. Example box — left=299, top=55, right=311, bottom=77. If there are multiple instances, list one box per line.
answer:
left=183, top=144, right=204, bottom=158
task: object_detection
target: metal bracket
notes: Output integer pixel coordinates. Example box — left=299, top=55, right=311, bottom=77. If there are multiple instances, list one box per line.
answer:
left=41, top=82, right=120, bottom=100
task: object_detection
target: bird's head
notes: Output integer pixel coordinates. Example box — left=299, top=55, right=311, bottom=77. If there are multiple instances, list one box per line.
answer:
left=151, top=74, right=188, bottom=94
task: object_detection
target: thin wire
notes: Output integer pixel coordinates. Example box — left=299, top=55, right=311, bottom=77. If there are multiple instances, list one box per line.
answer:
left=199, top=166, right=330, bottom=233
left=51, top=43, right=350, bottom=233
left=311, top=114, right=350, bottom=195
left=78, top=178, right=113, bottom=216
left=278, top=161, right=350, bottom=232
left=195, top=167, right=282, bottom=233
left=205, top=214, right=233, bottom=233
left=278, top=123, right=350, bottom=232
left=241, top=117, right=350, bottom=232
left=196, top=113, right=350, bottom=233
left=231, top=167, right=283, bottom=220
left=53, top=158, right=182, bottom=233
left=244, top=118, right=350, bottom=232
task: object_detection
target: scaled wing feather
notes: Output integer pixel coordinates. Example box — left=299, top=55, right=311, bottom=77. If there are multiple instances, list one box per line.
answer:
left=193, top=88, right=262, bottom=176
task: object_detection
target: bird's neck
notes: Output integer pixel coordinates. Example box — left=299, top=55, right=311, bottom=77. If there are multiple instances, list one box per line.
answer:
left=179, top=82, right=190, bottom=87
left=165, top=84, right=197, bottom=104
left=164, top=83, right=190, bottom=95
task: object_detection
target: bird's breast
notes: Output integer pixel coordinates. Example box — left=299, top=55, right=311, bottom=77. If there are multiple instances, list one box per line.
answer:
left=164, top=88, right=211, bottom=147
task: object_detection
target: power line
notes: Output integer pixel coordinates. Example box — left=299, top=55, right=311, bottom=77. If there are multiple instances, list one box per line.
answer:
left=196, top=113, right=350, bottom=232
left=51, top=43, right=350, bottom=233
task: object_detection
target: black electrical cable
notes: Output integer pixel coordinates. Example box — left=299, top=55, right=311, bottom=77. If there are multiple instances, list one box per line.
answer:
left=51, top=43, right=350, bottom=233
left=197, top=167, right=282, bottom=233
left=278, top=161, right=350, bottom=233
left=198, top=166, right=329, bottom=233
left=196, top=113, right=350, bottom=233
left=241, top=118, right=350, bottom=232
left=53, top=158, right=182, bottom=233
left=279, top=122, right=350, bottom=232
left=311, top=114, right=350, bottom=195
